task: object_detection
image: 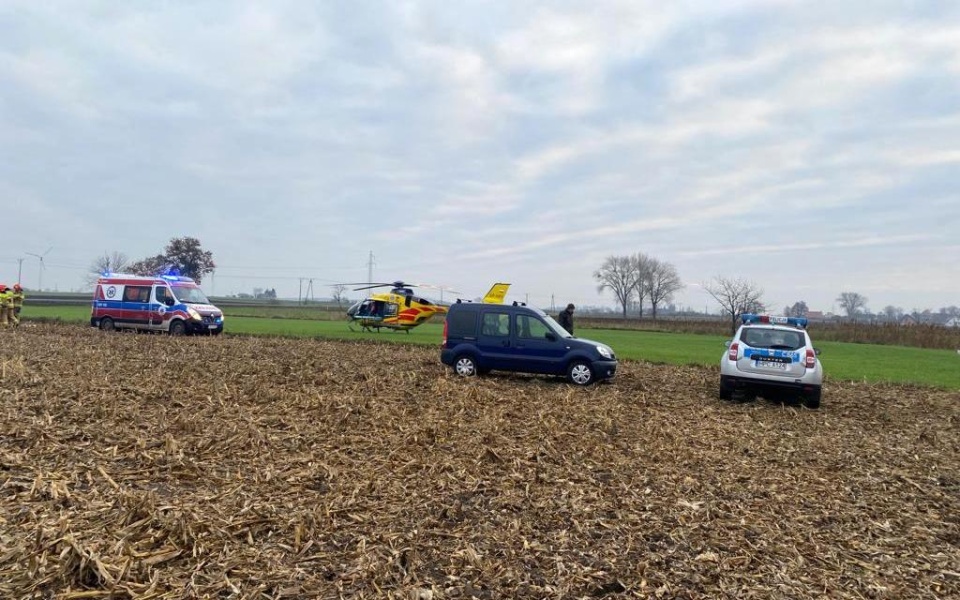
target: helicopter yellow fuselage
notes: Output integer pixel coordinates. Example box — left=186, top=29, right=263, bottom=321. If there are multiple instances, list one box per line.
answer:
left=349, top=291, right=448, bottom=331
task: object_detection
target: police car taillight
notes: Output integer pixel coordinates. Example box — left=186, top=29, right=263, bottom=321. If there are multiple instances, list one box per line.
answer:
left=728, top=342, right=739, bottom=361
left=805, top=348, right=816, bottom=368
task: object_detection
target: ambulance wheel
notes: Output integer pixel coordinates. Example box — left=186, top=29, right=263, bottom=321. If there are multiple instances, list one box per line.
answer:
left=169, top=320, right=187, bottom=336
left=99, top=317, right=115, bottom=332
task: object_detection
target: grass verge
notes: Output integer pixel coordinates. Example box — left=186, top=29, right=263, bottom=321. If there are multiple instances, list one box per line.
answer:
left=22, top=305, right=959, bottom=389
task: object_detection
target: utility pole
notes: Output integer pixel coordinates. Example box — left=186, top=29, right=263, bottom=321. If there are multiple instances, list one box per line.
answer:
left=17, top=257, right=24, bottom=285
left=298, top=278, right=304, bottom=305
left=366, top=251, right=375, bottom=283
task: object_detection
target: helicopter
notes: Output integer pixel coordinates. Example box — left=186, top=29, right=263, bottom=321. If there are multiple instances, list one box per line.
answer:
left=344, top=281, right=510, bottom=332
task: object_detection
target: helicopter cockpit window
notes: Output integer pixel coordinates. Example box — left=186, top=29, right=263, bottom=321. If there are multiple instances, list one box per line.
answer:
left=481, top=312, right=509, bottom=337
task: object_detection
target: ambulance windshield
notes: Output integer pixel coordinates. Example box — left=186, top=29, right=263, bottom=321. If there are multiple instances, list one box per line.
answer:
left=173, top=285, right=210, bottom=305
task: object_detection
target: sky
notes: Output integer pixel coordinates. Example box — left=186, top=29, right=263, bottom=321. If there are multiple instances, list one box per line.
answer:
left=2, top=0, right=959, bottom=315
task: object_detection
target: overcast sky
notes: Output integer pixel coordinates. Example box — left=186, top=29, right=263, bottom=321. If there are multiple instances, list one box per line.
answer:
left=2, top=0, right=958, bottom=314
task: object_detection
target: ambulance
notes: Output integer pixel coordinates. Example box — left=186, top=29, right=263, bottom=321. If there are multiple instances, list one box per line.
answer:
left=91, top=273, right=224, bottom=335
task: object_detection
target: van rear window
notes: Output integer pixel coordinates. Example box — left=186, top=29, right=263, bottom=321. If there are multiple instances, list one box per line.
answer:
left=448, top=310, right=478, bottom=337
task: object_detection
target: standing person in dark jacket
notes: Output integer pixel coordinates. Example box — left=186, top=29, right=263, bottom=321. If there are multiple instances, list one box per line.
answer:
left=558, top=303, right=575, bottom=334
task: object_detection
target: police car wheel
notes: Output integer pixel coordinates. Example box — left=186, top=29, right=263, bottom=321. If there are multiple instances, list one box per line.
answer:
left=719, top=376, right=733, bottom=400
left=99, top=317, right=115, bottom=332
left=454, top=355, right=477, bottom=377
left=169, top=320, right=187, bottom=336
left=802, top=389, right=821, bottom=409
left=568, top=360, right=594, bottom=386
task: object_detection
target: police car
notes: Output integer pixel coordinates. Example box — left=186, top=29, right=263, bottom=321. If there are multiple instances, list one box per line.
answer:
left=719, top=314, right=822, bottom=408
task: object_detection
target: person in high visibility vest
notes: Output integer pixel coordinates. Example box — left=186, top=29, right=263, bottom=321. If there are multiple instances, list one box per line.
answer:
left=0, top=284, right=10, bottom=328
left=11, top=284, right=24, bottom=326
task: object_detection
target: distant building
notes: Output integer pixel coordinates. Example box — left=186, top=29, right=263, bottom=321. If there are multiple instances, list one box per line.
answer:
left=900, top=314, right=919, bottom=326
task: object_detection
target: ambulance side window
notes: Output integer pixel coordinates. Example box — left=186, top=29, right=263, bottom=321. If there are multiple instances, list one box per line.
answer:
left=156, top=286, right=175, bottom=306
left=124, top=286, right=151, bottom=303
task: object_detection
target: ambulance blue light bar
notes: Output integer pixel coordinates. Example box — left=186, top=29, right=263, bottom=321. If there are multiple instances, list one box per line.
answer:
left=741, top=314, right=808, bottom=328
left=160, top=275, right=195, bottom=283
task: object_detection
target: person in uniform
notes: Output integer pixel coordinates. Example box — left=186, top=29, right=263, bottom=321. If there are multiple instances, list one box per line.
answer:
left=11, top=284, right=24, bottom=326
left=0, top=285, right=10, bottom=328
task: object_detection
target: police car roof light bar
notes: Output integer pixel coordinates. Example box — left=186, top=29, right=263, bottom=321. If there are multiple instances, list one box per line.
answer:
left=741, top=313, right=808, bottom=329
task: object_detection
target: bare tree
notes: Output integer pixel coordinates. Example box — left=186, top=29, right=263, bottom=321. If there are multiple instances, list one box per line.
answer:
left=630, top=252, right=655, bottom=318
left=647, top=258, right=683, bottom=319
left=704, top=276, right=766, bottom=335
left=594, top=255, right=637, bottom=317
left=86, top=251, right=129, bottom=287
left=331, top=284, right=348, bottom=307
left=836, top=292, right=868, bottom=318
left=882, top=305, right=903, bottom=320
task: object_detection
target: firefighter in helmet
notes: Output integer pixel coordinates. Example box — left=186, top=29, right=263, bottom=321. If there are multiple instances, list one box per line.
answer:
left=11, top=284, right=24, bottom=326
left=0, top=284, right=10, bottom=328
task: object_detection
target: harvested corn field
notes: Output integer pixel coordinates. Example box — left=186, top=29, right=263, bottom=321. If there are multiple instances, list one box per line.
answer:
left=1, top=323, right=958, bottom=599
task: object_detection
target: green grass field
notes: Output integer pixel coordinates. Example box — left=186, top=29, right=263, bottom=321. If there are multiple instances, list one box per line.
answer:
left=21, top=305, right=960, bottom=389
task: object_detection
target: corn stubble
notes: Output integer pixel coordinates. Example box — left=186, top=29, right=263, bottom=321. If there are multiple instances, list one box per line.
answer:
left=0, top=324, right=958, bottom=599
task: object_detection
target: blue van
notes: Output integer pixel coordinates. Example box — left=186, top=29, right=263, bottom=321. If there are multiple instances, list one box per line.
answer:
left=440, top=301, right=617, bottom=385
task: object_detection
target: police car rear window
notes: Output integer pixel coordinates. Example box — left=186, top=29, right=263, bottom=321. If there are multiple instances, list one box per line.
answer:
left=742, top=328, right=804, bottom=350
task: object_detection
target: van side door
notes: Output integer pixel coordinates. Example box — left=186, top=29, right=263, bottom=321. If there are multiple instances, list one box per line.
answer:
left=123, top=285, right=153, bottom=329
left=512, top=313, right=567, bottom=374
left=477, top=310, right=513, bottom=370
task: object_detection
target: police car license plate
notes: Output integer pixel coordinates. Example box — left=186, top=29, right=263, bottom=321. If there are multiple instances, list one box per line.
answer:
left=755, top=359, right=787, bottom=370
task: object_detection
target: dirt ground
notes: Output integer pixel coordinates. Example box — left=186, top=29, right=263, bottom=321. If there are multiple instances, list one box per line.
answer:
left=1, top=324, right=957, bottom=599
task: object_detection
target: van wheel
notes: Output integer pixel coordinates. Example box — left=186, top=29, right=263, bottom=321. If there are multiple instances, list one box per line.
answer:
left=99, top=317, right=115, bottom=332
left=169, top=320, right=187, bottom=336
left=453, top=355, right=477, bottom=377
left=568, top=360, right=594, bottom=386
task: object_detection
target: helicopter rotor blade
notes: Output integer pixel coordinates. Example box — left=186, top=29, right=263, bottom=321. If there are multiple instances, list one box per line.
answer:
left=343, top=280, right=421, bottom=292
left=350, top=282, right=397, bottom=291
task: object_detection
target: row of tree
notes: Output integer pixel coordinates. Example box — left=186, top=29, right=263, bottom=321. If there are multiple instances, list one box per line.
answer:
left=592, top=253, right=684, bottom=318
left=90, top=237, right=216, bottom=285
left=788, top=294, right=960, bottom=320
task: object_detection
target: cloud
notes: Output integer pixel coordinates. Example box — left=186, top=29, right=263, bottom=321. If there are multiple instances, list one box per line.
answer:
left=1, top=1, right=958, bottom=309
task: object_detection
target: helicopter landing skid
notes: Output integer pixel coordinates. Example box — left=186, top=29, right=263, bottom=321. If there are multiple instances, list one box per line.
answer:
left=349, top=320, right=383, bottom=333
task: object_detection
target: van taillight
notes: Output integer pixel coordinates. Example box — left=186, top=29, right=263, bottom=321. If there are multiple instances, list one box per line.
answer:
left=441, top=320, right=448, bottom=347
left=727, top=342, right=739, bottom=361
left=805, top=348, right=816, bottom=368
